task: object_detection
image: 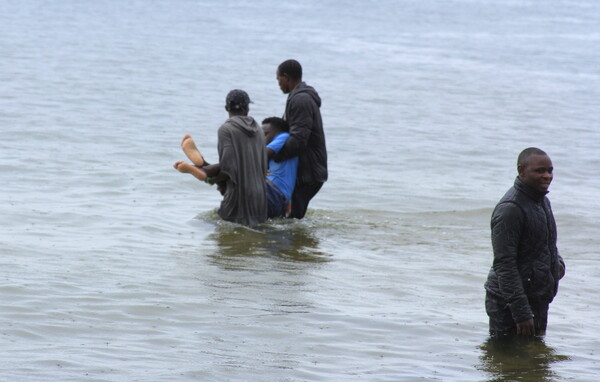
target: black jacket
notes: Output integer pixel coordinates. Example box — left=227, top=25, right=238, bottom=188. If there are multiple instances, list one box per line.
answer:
left=275, top=82, right=328, bottom=185
left=484, top=177, right=565, bottom=324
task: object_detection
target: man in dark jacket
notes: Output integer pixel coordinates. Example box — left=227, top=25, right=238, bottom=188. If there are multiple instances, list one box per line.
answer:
left=485, top=147, right=565, bottom=337
left=274, top=59, right=327, bottom=219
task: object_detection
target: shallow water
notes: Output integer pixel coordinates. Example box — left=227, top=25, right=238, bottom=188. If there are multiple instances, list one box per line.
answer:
left=1, top=0, right=600, bottom=381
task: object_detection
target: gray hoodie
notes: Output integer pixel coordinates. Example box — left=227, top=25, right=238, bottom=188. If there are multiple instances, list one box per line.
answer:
left=217, top=115, right=267, bottom=226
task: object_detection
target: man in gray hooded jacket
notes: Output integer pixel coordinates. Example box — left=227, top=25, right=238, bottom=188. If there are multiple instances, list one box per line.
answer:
left=485, top=147, right=565, bottom=338
left=216, top=90, right=268, bottom=225
left=174, top=89, right=268, bottom=226
left=274, top=59, right=327, bottom=219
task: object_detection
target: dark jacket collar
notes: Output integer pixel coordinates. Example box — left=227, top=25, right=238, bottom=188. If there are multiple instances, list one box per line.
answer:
left=514, top=176, right=548, bottom=202
left=287, top=82, right=322, bottom=107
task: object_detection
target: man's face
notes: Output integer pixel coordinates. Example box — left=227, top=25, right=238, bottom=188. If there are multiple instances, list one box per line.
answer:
left=519, top=154, right=553, bottom=193
left=262, top=123, right=276, bottom=144
left=276, top=70, right=291, bottom=94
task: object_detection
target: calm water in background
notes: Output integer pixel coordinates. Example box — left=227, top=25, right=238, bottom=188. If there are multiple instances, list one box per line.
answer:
left=1, top=0, right=599, bottom=380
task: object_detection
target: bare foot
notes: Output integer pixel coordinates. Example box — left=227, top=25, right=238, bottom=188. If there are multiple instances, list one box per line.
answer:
left=180, top=134, right=191, bottom=146
left=173, top=161, right=192, bottom=173
left=173, top=161, right=207, bottom=181
left=181, top=134, right=205, bottom=166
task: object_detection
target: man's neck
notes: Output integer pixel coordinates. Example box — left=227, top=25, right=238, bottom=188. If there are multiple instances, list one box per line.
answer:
left=289, top=80, right=301, bottom=93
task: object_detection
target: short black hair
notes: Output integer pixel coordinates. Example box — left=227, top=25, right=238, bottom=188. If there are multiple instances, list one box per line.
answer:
left=262, top=117, right=289, bottom=133
left=277, top=59, right=302, bottom=81
left=517, top=147, right=548, bottom=167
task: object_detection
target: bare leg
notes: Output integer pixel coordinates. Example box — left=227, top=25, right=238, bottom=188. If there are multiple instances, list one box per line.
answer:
left=173, top=161, right=207, bottom=182
left=181, top=134, right=205, bottom=167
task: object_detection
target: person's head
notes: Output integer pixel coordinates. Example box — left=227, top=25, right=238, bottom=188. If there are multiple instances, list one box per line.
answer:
left=517, top=147, right=553, bottom=193
left=276, top=59, right=302, bottom=94
left=225, top=89, right=252, bottom=116
left=262, top=116, right=289, bottom=144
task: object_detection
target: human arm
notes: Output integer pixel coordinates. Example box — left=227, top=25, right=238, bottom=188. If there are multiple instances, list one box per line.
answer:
left=274, top=95, right=313, bottom=161
left=210, top=171, right=229, bottom=185
left=491, top=202, right=534, bottom=327
left=199, top=163, right=220, bottom=177
left=558, top=255, right=566, bottom=279
left=516, top=318, right=535, bottom=336
left=201, top=163, right=229, bottom=188
left=215, top=125, right=236, bottom=189
left=266, top=133, right=289, bottom=161
left=546, top=198, right=566, bottom=280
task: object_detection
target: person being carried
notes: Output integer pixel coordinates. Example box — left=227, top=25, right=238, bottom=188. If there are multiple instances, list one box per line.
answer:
left=174, top=116, right=298, bottom=220
left=173, top=89, right=267, bottom=226
left=262, top=117, right=299, bottom=218
left=484, top=147, right=566, bottom=338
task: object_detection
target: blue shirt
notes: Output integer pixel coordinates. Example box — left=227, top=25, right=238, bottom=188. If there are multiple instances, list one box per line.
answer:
left=266, top=132, right=298, bottom=200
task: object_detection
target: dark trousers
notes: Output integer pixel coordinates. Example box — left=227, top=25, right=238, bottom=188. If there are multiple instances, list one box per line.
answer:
left=289, top=181, right=323, bottom=219
left=485, top=292, right=549, bottom=337
left=265, top=180, right=289, bottom=219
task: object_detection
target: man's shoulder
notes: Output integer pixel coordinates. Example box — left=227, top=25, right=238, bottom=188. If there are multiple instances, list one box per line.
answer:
left=291, top=91, right=316, bottom=101
left=218, top=119, right=234, bottom=131
left=290, top=83, right=319, bottom=102
left=493, top=182, right=544, bottom=222
left=494, top=186, right=523, bottom=213
left=498, top=183, right=536, bottom=205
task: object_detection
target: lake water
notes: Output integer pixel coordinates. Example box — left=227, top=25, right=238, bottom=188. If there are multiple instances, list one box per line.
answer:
left=1, top=0, right=599, bottom=380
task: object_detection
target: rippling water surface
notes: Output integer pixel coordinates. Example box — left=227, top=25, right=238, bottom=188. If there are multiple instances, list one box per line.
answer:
left=1, top=0, right=599, bottom=381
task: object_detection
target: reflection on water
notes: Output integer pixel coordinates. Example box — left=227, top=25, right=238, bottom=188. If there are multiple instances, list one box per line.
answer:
left=478, top=337, right=570, bottom=382
left=205, top=219, right=331, bottom=270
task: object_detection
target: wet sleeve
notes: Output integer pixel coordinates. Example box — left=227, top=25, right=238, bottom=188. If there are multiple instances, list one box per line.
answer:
left=275, top=95, right=313, bottom=161
left=556, top=247, right=565, bottom=280
left=491, top=202, right=533, bottom=323
left=217, top=126, right=236, bottom=184
left=546, top=199, right=566, bottom=279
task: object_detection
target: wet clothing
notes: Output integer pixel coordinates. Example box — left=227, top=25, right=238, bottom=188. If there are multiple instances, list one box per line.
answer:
left=290, top=181, right=323, bottom=219
left=266, top=180, right=288, bottom=218
left=485, top=291, right=549, bottom=337
left=267, top=132, right=298, bottom=201
left=265, top=132, right=297, bottom=219
left=484, top=177, right=565, bottom=335
left=274, top=82, right=327, bottom=218
left=217, top=115, right=268, bottom=226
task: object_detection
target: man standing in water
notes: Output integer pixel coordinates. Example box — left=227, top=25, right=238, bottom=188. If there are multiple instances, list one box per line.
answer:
left=484, top=147, right=565, bottom=338
left=174, top=89, right=267, bottom=226
left=274, top=59, right=327, bottom=219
